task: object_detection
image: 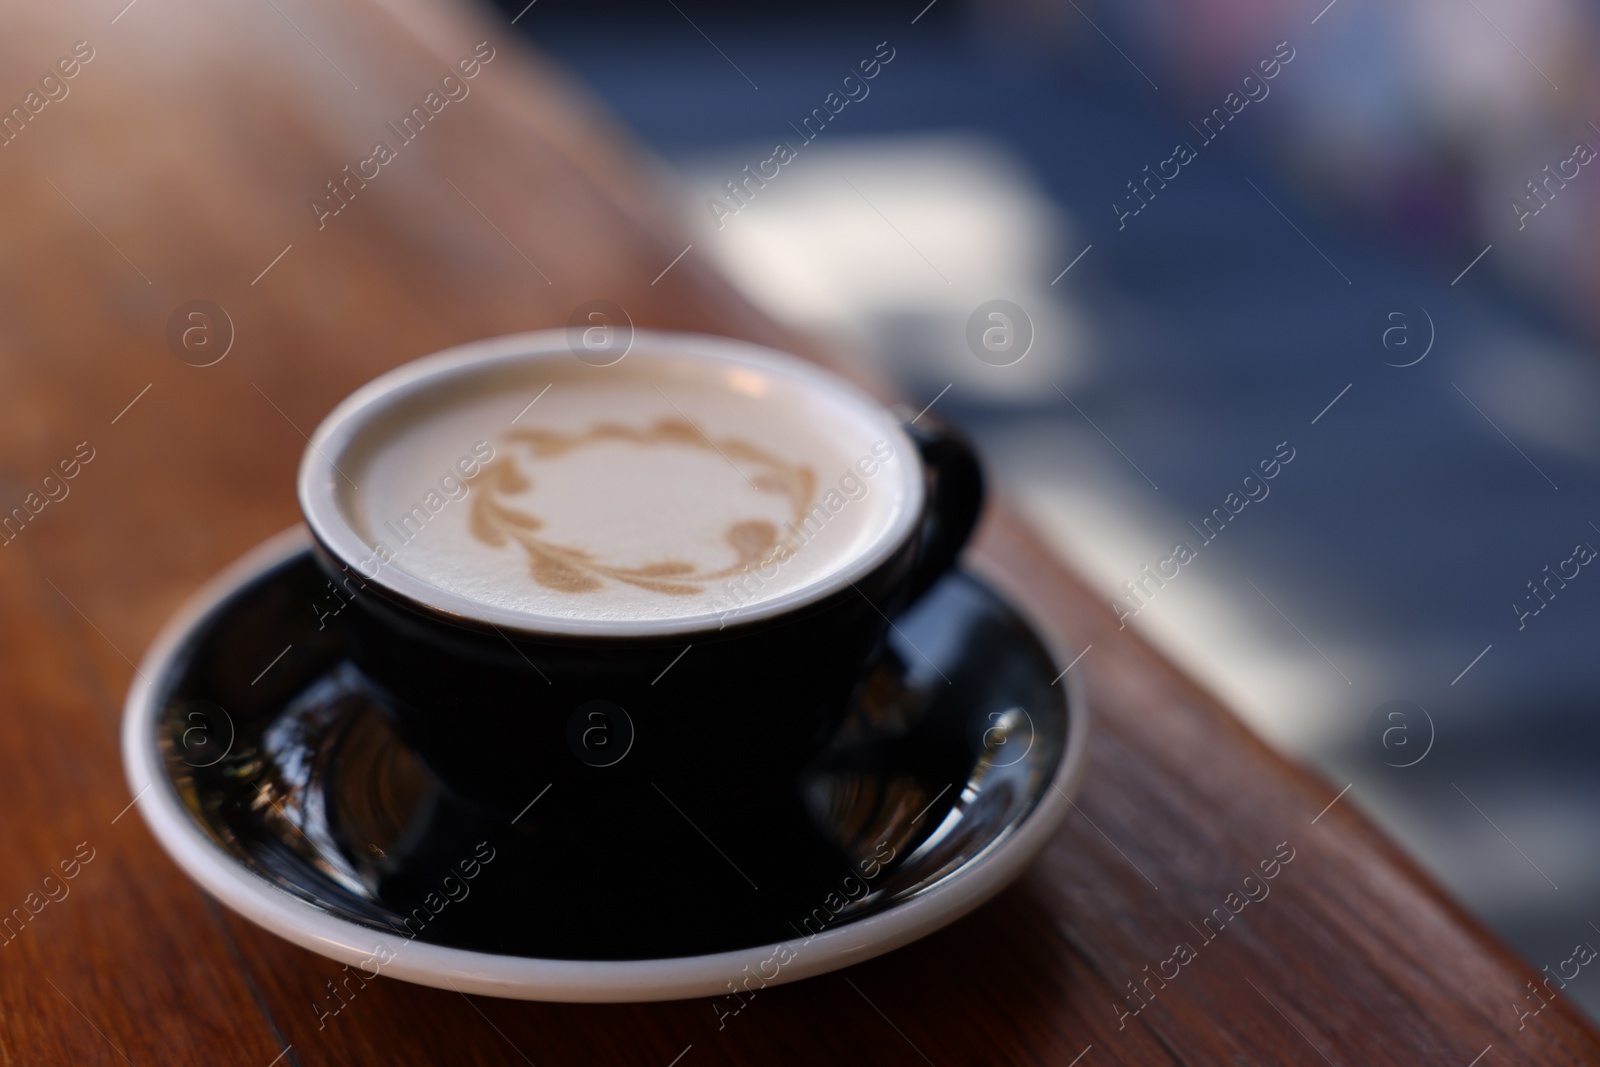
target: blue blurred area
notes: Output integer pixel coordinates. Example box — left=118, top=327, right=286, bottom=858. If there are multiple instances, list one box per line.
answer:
left=493, top=0, right=1600, bottom=1017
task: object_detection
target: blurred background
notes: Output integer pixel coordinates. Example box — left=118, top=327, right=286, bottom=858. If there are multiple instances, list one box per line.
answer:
left=491, top=0, right=1600, bottom=1019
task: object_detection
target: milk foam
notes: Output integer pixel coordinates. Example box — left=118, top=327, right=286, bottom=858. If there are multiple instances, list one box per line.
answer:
left=334, top=354, right=915, bottom=623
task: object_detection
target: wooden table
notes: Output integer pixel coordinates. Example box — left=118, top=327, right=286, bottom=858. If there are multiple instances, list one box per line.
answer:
left=0, top=0, right=1593, bottom=1063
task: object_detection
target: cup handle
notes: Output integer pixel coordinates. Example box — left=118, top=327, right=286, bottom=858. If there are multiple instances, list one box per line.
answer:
left=899, top=410, right=985, bottom=605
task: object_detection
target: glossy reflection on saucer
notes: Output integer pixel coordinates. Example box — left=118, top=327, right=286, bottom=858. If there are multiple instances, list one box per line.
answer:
left=124, top=531, right=1087, bottom=1000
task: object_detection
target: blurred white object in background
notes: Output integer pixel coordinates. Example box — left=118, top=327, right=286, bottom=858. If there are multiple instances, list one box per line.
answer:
left=678, top=134, right=1087, bottom=401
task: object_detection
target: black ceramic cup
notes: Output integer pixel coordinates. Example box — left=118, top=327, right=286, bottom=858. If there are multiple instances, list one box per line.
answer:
left=298, top=331, right=982, bottom=824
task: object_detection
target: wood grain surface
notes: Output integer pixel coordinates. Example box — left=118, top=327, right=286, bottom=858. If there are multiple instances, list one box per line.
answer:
left=0, top=0, right=1593, bottom=1063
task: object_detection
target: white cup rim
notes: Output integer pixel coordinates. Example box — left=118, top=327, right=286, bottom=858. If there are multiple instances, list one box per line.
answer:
left=297, top=330, right=926, bottom=639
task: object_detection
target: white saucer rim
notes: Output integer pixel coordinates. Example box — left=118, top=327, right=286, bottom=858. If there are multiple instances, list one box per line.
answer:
left=121, top=526, right=1090, bottom=1003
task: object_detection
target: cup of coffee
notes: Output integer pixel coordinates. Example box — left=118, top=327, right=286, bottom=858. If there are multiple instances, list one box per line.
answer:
left=298, top=330, right=982, bottom=818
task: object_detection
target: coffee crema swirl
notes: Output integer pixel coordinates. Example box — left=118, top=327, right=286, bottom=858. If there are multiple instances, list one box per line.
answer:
left=468, top=419, right=817, bottom=596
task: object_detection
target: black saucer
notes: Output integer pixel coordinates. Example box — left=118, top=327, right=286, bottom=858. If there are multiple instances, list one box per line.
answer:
left=131, top=533, right=1081, bottom=975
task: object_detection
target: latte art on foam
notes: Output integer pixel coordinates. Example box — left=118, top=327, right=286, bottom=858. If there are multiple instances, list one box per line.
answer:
left=328, top=351, right=917, bottom=625
left=468, top=420, right=816, bottom=596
